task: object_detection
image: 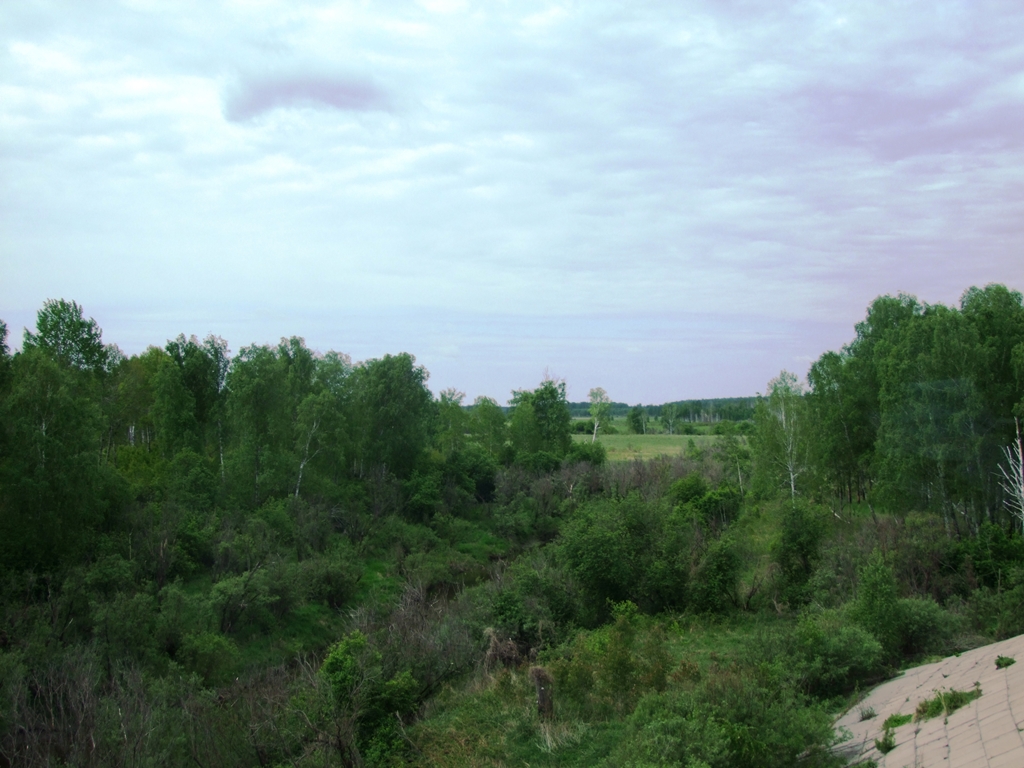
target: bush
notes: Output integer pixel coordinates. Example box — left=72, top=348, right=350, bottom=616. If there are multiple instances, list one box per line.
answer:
left=874, top=726, right=896, bottom=754
left=320, top=630, right=419, bottom=766
left=670, top=474, right=708, bottom=507
left=882, top=712, right=912, bottom=729
left=490, top=553, right=581, bottom=650
left=771, top=502, right=827, bottom=606
left=565, top=440, right=607, bottom=467
left=689, top=537, right=740, bottom=615
left=966, top=566, right=1024, bottom=639
left=302, top=542, right=361, bottom=609
left=179, top=631, right=238, bottom=685
left=895, top=596, right=957, bottom=657
left=559, top=494, right=691, bottom=621
left=607, top=664, right=844, bottom=768
left=786, top=610, right=883, bottom=697
left=850, top=552, right=959, bottom=661
left=547, top=602, right=670, bottom=718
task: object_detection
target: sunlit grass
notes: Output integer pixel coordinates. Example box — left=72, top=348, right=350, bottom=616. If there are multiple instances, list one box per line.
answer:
left=573, top=433, right=721, bottom=462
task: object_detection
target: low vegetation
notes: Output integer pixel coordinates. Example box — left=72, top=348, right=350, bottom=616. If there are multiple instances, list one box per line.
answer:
left=914, top=687, right=983, bottom=722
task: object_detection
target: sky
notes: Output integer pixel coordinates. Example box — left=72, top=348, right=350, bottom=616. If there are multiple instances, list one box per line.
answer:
left=2, top=0, right=1023, bottom=405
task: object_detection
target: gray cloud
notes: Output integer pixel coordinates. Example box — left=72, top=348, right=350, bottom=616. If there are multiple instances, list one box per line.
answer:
left=223, top=74, right=389, bottom=121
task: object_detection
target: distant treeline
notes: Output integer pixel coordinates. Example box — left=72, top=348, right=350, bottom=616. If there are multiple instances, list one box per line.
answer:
left=568, top=397, right=756, bottom=422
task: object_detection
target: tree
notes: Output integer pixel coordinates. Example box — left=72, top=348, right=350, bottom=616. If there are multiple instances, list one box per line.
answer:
left=436, top=388, right=468, bottom=458
left=0, top=319, right=10, bottom=392
left=508, top=378, right=572, bottom=460
left=753, top=371, right=808, bottom=502
left=293, top=351, right=354, bottom=499
left=628, top=405, right=648, bottom=435
left=0, top=348, right=107, bottom=569
left=660, top=403, right=681, bottom=435
left=226, top=344, right=290, bottom=506
left=468, top=396, right=507, bottom=458
left=1000, top=418, right=1024, bottom=527
left=23, top=299, right=107, bottom=373
left=352, top=353, right=433, bottom=479
left=588, top=387, right=611, bottom=443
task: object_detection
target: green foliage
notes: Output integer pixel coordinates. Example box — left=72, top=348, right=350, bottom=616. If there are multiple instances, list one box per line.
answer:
left=566, top=439, right=608, bottom=467
left=607, top=663, right=844, bottom=768
left=849, top=552, right=901, bottom=658
left=559, top=494, right=691, bottom=621
left=549, top=603, right=670, bottom=718
left=849, top=551, right=957, bottom=662
left=881, top=712, right=912, bottom=729
left=627, top=405, right=649, bottom=435
left=23, top=298, right=108, bottom=373
left=179, top=630, right=239, bottom=685
left=690, top=537, right=740, bottom=615
left=320, top=630, right=419, bottom=765
left=874, top=726, right=896, bottom=754
left=965, top=566, right=1024, bottom=639
left=752, top=371, right=809, bottom=502
left=954, top=523, right=1024, bottom=590
left=352, top=353, right=433, bottom=480
left=4, top=290, right=1022, bottom=767
left=752, top=609, right=883, bottom=698
left=996, top=655, right=1016, bottom=668
left=509, top=379, right=573, bottom=461
left=771, top=502, right=827, bottom=606
left=490, top=552, right=582, bottom=649
left=914, top=686, right=982, bottom=721
left=0, top=348, right=110, bottom=570
left=670, top=473, right=709, bottom=506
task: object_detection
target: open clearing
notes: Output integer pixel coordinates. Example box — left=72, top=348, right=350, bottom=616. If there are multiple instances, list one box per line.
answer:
left=572, top=432, right=721, bottom=462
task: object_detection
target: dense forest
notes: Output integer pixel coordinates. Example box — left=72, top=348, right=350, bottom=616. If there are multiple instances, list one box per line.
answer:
left=1, top=283, right=1023, bottom=767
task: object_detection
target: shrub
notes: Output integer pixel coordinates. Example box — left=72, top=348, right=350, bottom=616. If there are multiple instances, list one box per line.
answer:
left=882, top=712, right=912, bottom=729
left=565, top=440, right=607, bottom=467
left=670, top=474, right=708, bottom=507
left=786, top=610, right=883, bottom=697
left=607, top=663, right=844, bottom=768
left=874, top=726, right=896, bottom=754
left=966, top=566, right=1024, bottom=639
left=914, top=687, right=981, bottom=721
left=302, top=541, right=361, bottom=609
left=996, top=655, right=1016, bottom=669
left=849, top=552, right=900, bottom=658
left=179, top=631, right=238, bottom=685
left=559, top=494, right=691, bottom=621
left=689, top=537, right=740, bottom=615
left=547, top=602, right=670, bottom=718
left=771, top=502, right=827, bottom=606
left=895, top=596, right=957, bottom=657
left=320, top=631, right=418, bottom=766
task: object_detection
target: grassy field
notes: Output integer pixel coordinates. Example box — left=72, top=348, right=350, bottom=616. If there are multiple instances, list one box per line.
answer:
left=573, top=432, right=721, bottom=462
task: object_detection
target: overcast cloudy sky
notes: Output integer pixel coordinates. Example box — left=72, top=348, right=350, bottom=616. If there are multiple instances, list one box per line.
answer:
left=2, top=0, right=1023, bottom=403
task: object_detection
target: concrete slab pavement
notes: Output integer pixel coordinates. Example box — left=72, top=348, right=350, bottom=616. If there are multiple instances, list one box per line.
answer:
left=834, top=634, right=1024, bottom=767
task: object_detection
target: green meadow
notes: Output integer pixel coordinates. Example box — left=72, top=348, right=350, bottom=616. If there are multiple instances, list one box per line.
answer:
left=573, top=432, right=722, bottom=462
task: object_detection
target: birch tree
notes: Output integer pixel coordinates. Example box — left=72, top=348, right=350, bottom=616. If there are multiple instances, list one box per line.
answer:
left=753, top=371, right=808, bottom=503
left=1000, top=418, right=1024, bottom=526
left=588, top=387, right=611, bottom=443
